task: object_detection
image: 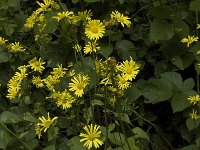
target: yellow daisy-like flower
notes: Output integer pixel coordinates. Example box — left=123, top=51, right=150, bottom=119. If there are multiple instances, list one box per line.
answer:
left=85, top=20, right=105, bottom=40
left=28, top=57, right=46, bottom=73
left=56, top=90, right=76, bottom=109
left=190, top=109, right=200, bottom=120
left=188, top=95, right=200, bottom=105
left=52, top=11, right=74, bottom=22
left=117, top=57, right=140, bottom=81
left=78, top=10, right=92, bottom=22
left=69, top=74, right=89, bottom=97
left=73, top=44, right=82, bottom=52
left=79, top=124, right=103, bottom=149
left=51, top=65, right=67, bottom=78
left=111, top=11, right=131, bottom=27
left=24, top=11, right=38, bottom=28
left=32, top=76, right=44, bottom=88
left=44, top=75, right=60, bottom=90
left=181, top=35, right=199, bottom=47
left=83, top=41, right=100, bottom=54
left=37, top=112, right=58, bottom=133
left=116, top=74, right=130, bottom=90
left=0, top=37, right=8, bottom=45
left=7, top=42, right=26, bottom=53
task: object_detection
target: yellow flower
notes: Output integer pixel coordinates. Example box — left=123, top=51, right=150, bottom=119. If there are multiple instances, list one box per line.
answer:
left=7, top=42, right=26, bottom=53
left=111, top=11, right=131, bottom=27
left=24, top=12, right=38, bottom=28
left=44, top=75, right=60, bottom=90
left=32, top=76, right=44, bottom=88
left=78, top=10, right=92, bottom=22
left=83, top=41, right=100, bottom=54
left=110, top=96, right=116, bottom=105
left=6, top=88, right=19, bottom=99
left=190, top=109, right=200, bottom=120
left=69, top=74, right=89, bottom=97
left=37, top=0, right=54, bottom=12
left=197, top=24, right=200, bottom=29
left=51, top=65, right=67, bottom=78
left=0, top=37, right=8, bottom=45
left=117, top=57, right=140, bottom=81
left=181, top=35, right=199, bottom=47
left=103, top=19, right=117, bottom=27
left=35, top=125, right=42, bottom=139
left=85, top=20, right=105, bottom=40
left=188, top=95, right=200, bottom=105
left=52, top=11, right=74, bottom=22
left=116, top=74, right=130, bottom=90
left=68, top=69, right=75, bottom=77
left=73, top=44, right=82, bottom=52
left=56, top=90, right=76, bottom=109
left=79, top=124, right=103, bottom=149
left=37, top=112, right=58, bottom=133
left=28, top=57, right=45, bottom=73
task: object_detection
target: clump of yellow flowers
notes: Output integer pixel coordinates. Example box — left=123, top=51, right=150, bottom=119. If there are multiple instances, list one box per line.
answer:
left=188, top=95, right=200, bottom=119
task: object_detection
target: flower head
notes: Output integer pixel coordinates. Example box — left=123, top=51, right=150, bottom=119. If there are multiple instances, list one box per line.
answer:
left=85, top=20, right=105, bottom=40
left=188, top=95, right=200, bottom=105
left=79, top=124, right=103, bottom=149
left=84, top=41, right=100, bottom=54
left=0, top=37, right=8, bottom=45
left=78, top=10, right=92, bottom=22
left=7, top=42, right=26, bottom=53
left=28, top=57, right=46, bottom=73
left=116, top=74, right=130, bottom=90
left=52, top=11, right=74, bottom=22
left=181, top=35, right=198, bottom=47
left=37, top=112, right=58, bottom=132
left=73, top=44, right=82, bottom=52
left=111, top=11, right=131, bottom=27
left=197, top=24, right=200, bottom=29
left=190, top=109, right=200, bottom=120
left=32, top=76, right=44, bottom=88
left=69, top=74, right=89, bottom=97
left=51, top=65, right=67, bottom=78
left=116, top=57, right=140, bottom=81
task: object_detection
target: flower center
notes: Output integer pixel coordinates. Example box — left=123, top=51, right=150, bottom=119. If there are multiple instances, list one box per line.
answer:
left=91, top=26, right=98, bottom=33
left=88, top=133, right=96, bottom=141
left=77, top=83, right=84, bottom=89
left=118, top=17, right=124, bottom=23
left=35, top=62, right=41, bottom=67
left=120, top=78, right=126, bottom=84
left=43, top=120, right=52, bottom=128
left=126, top=67, right=132, bottom=74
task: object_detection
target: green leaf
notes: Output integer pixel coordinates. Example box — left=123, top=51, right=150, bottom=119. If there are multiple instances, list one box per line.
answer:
left=126, top=85, right=142, bottom=103
left=186, top=118, right=200, bottom=131
left=150, top=19, right=174, bottom=42
left=190, top=0, right=200, bottom=11
left=171, top=56, right=184, bottom=70
left=150, top=5, right=174, bottom=18
left=174, top=20, right=189, bottom=37
left=48, top=127, right=59, bottom=141
left=72, top=0, right=79, bottom=3
left=23, top=112, right=37, bottom=123
left=0, top=111, right=21, bottom=124
left=109, top=132, right=125, bottom=146
left=91, top=99, right=104, bottom=106
left=43, top=145, right=56, bottom=150
left=179, top=124, right=192, bottom=143
left=142, top=79, right=173, bottom=103
left=160, top=72, right=183, bottom=91
left=170, top=92, right=191, bottom=113
left=121, top=136, right=139, bottom=150
left=132, top=127, right=150, bottom=142
left=183, top=78, right=195, bottom=91
left=67, top=136, right=86, bottom=150
left=116, top=40, right=136, bottom=60
left=115, top=113, right=131, bottom=124
left=178, top=145, right=199, bottom=150
left=0, top=130, right=11, bottom=150
left=108, top=123, right=115, bottom=133
left=0, top=46, right=9, bottom=63
left=100, top=43, right=113, bottom=58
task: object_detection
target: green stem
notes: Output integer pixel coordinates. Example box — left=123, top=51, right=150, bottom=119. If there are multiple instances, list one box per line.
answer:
left=196, top=11, right=200, bottom=94
left=0, top=123, right=32, bottom=150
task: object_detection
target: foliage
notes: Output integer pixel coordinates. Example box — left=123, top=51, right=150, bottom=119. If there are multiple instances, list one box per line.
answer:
left=1, top=0, right=200, bottom=149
